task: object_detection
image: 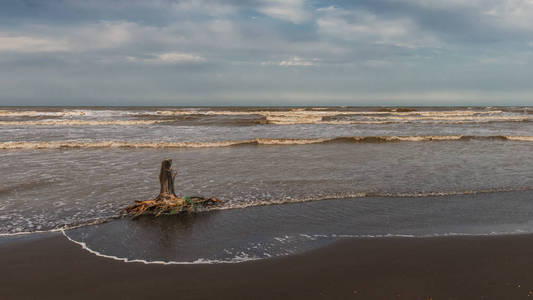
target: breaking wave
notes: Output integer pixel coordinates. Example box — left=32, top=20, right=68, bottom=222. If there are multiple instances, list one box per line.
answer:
left=0, top=109, right=146, bottom=118
left=0, top=110, right=84, bottom=117
left=0, top=120, right=169, bottom=126
left=1, top=135, right=532, bottom=150
left=154, top=109, right=529, bottom=125
left=0, top=108, right=529, bottom=125
left=154, top=109, right=505, bottom=116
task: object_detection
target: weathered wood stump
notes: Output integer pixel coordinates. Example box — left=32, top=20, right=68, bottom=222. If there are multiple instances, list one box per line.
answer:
left=159, top=158, right=176, bottom=197
left=125, top=159, right=222, bottom=218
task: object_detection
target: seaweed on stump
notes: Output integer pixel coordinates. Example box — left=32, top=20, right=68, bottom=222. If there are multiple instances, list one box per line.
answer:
left=125, top=159, right=222, bottom=218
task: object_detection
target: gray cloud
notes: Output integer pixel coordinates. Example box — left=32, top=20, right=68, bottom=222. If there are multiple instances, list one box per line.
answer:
left=0, top=0, right=532, bottom=105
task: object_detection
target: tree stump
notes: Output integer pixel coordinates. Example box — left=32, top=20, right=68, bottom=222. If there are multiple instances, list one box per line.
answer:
left=125, top=159, right=222, bottom=217
left=158, top=158, right=177, bottom=198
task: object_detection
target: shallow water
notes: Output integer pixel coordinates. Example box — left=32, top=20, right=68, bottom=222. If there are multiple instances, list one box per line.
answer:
left=2, top=140, right=532, bottom=234
left=65, top=191, right=533, bottom=263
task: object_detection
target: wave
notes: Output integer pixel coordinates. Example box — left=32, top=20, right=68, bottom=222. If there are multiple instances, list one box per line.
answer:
left=0, top=118, right=527, bottom=126
left=0, top=109, right=146, bottom=118
left=1, top=135, right=532, bottom=150
left=155, top=109, right=528, bottom=125
left=0, top=120, right=169, bottom=126
left=1, top=109, right=527, bottom=126
left=0, top=218, right=111, bottom=237
left=0, top=108, right=510, bottom=117
left=0, top=110, right=78, bottom=117
left=155, top=109, right=505, bottom=116
left=2, top=187, right=531, bottom=237
left=214, top=187, right=533, bottom=211
left=504, top=136, right=533, bottom=142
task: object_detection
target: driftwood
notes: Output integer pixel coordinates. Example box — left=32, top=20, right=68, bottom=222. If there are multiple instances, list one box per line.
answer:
left=125, top=159, right=222, bottom=218
left=159, top=158, right=176, bottom=196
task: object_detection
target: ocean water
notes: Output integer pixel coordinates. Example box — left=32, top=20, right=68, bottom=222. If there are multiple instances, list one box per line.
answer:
left=1, top=106, right=532, bottom=263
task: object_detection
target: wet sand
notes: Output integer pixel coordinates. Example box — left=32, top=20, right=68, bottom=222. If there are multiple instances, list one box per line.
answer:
left=2, top=233, right=533, bottom=299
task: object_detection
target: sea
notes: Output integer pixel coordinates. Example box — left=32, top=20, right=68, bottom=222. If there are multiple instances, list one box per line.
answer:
left=1, top=106, right=532, bottom=263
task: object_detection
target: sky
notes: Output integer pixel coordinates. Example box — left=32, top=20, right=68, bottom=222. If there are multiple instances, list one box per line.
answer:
left=1, top=0, right=533, bottom=106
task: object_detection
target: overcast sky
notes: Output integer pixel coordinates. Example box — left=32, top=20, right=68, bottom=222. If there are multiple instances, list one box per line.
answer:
left=1, top=0, right=533, bottom=106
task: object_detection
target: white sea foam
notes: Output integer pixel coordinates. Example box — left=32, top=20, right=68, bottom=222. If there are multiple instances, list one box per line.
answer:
left=0, top=108, right=527, bottom=125
left=154, top=109, right=503, bottom=117
left=0, top=228, right=64, bottom=237
left=0, top=108, right=506, bottom=118
left=1, top=135, right=531, bottom=150
left=153, top=109, right=526, bottom=125
left=210, top=187, right=533, bottom=212
left=0, top=109, right=149, bottom=118
left=505, top=136, right=533, bottom=142
left=0, top=110, right=83, bottom=117
left=0, top=120, right=168, bottom=126
left=59, top=229, right=531, bottom=266
left=61, top=230, right=260, bottom=265
left=0, top=218, right=109, bottom=237
left=2, top=187, right=532, bottom=236
left=326, top=230, right=529, bottom=239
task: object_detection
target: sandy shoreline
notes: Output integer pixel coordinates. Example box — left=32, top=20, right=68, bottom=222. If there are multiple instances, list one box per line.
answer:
left=2, top=233, right=533, bottom=299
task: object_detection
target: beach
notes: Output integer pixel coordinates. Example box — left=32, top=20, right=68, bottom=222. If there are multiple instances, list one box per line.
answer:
left=2, top=232, right=533, bottom=299
left=3, top=0, right=533, bottom=297
left=1, top=106, right=533, bottom=298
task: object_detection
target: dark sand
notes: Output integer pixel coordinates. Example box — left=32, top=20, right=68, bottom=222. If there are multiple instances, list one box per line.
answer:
left=2, top=233, right=533, bottom=299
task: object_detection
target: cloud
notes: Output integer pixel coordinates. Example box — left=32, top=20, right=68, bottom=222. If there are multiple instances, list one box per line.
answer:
left=0, top=21, right=141, bottom=54
left=71, top=21, right=135, bottom=50
left=279, top=56, right=316, bottom=66
left=156, top=52, right=206, bottom=63
left=262, top=56, right=317, bottom=66
left=361, top=0, right=533, bottom=43
left=170, top=0, right=238, bottom=16
left=126, top=52, right=207, bottom=64
left=256, top=0, right=311, bottom=23
left=401, top=0, right=533, bottom=28
left=0, top=36, right=69, bottom=53
left=1, top=0, right=533, bottom=105
left=480, top=0, right=533, bottom=31
left=316, top=6, right=441, bottom=49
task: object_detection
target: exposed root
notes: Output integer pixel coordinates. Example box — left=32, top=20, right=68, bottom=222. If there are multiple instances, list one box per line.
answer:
left=125, top=159, right=223, bottom=218
left=125, top=193, right=222, bottom=218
